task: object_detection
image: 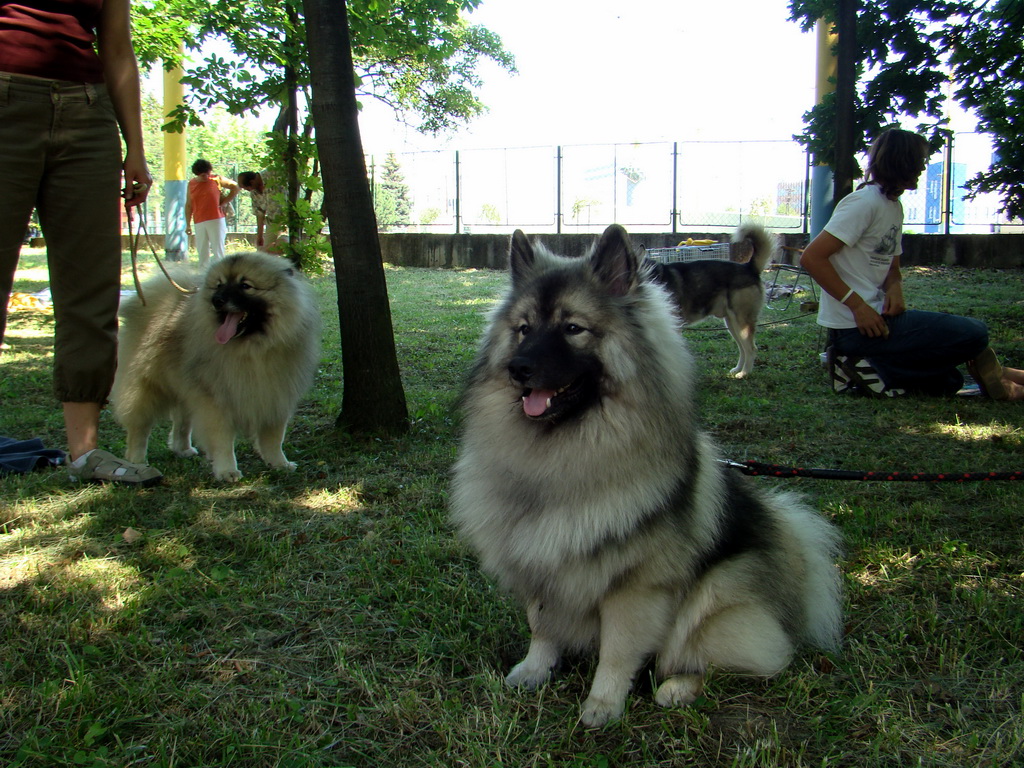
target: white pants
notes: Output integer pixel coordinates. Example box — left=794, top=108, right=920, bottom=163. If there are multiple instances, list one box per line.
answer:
left=194, top=218, right=227, bottom=267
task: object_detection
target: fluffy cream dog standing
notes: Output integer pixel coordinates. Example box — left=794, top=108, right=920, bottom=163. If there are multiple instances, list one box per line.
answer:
left=111, top=252, right=320, bottom=481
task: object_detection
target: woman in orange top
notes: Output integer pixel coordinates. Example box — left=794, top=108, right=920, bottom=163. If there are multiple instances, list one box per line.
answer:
left=185, top=158, right=239, bottom=267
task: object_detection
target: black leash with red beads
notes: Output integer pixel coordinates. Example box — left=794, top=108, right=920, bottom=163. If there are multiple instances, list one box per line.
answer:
left=720, top=459, right=1022, bottom=482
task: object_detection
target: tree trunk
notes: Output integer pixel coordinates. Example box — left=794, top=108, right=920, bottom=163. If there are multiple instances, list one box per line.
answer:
left=284, top=64, right=300, bottom=265
left=284, top=3, right=302, bottom=264
left=833, top=0, right=858, bottom=204
left=302, top=0, right=409, bottom=436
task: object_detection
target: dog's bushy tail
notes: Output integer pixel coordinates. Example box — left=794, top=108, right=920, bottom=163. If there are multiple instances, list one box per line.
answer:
left=732, top=223, right=776, bottom=273
left=770, top=491, right=845, bottom=651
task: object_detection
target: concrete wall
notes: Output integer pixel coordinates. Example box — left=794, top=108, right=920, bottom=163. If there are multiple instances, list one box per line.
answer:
left=379, top=232, right=1024, bottom=270
left=896, top=234, right=1024, bottom=269
left=378, top=234, right=512, bottom=270
left=111, top=232, right=1024, bottom=270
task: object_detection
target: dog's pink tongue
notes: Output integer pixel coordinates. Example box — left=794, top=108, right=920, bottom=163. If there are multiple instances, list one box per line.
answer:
left=215, top=313, right=243, bottom=345
left=523, top=389, right=555, bottom=417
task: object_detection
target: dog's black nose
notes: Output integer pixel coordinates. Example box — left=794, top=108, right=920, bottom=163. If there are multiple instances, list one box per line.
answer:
left=508, top=358, right=533, bottom=384
left=212, top=294, right=226, bottom=309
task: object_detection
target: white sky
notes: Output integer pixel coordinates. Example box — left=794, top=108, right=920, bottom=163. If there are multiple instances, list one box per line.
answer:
left=150, top=0, right=981, bottom=154
left=147, top=0, right=988, bottom=203
left=358, top=0, right=823, bottom=153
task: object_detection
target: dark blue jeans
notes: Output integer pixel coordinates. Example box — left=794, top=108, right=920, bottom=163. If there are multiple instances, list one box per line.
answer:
left=830, top=310, right=989, bottom=396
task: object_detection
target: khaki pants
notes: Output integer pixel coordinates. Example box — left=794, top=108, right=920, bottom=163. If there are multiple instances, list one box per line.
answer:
left=0, top=72, right=123, bottom=403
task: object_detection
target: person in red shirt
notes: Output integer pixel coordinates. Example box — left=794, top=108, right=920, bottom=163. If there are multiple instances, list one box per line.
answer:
left=0, top=0, right=162, bottom=485
left=185, top=158, right=239, bottom=267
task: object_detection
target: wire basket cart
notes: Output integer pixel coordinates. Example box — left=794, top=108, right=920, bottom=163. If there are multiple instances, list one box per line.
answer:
left=644, top=242, right=731, bottom=263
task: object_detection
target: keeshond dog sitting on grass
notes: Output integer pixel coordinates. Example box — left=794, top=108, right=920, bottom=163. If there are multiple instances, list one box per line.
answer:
left=111, top=252, right=320, bottom=482
left=450, top=225, right=843, bottom=728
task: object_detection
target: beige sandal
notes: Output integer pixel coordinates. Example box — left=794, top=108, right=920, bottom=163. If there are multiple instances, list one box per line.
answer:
left=68, top=449, right=163, bottom=487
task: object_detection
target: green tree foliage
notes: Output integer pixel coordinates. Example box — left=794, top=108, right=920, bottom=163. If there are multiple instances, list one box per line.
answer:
left=131, top=0, right=513, bottom=265
left=186, top=107, right=267, bottom=176
left=946, top=0, right=1024, bottom=217
left=138, top=94, right=166, bottom=223
left=373, top=152, right=412, bottom=231
left=139, top=96, right=266, bottom=230
left=789, top=0, right=1024, bottom=218
left=131, top=0, right=515, bottom=134
left=479, top=203, right=501, bottom=225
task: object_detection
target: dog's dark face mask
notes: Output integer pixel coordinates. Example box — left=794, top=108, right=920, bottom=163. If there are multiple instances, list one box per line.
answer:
left=209, top=274, right=272, bottom=344
left=503, top=225, right=639, bottom=424
left=506, top=301, right=604, bottom=423
left=202, top=254, right=296, bottom=345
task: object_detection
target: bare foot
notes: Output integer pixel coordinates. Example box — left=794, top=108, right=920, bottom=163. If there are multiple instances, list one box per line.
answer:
left=1001, top=376, right=1024, bottom=401
left=1001, top=366, right=1024, bottom=386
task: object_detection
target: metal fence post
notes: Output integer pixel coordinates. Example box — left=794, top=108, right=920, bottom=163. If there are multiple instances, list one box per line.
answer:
left=671, top=141, right=679, bottom=235
left=612, top=144, right=618, bottom=224
left=943, top=133, right=954, bottom=235
left=454, top=150, right=461, bottom=234
left=368, top=155, right=376, bottom=205
left=803, top=149, right=811, bottom=236
left=556, top=145, right=563, bottom=234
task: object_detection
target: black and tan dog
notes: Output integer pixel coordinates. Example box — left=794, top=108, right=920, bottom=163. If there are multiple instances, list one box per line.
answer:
left=646, top=223, right=776, bottom=378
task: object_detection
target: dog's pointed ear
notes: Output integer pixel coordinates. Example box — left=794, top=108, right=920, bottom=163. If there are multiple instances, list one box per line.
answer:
left=509, top=230, right=534, bottom=284
left=590, top=224, right=638, bottom=297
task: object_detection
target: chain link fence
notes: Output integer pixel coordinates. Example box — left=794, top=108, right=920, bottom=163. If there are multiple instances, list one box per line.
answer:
left=125, top=132, right=1013, bottom=237
left=370, top=132, right=1013, bottom=235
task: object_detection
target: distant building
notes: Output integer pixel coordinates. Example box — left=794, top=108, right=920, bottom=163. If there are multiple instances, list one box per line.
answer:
left=924, top=161, right=967, bottom=233
left=776, top=180, right=804, bottom=216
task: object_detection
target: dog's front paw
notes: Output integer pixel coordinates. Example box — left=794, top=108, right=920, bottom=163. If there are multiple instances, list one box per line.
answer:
left=213, top=467, right=243, bottom=483
left=654, top=673, right=704, bottom=708
left=270, top=460, right=297, bottom=472
left=174, top=447, right=199, bottom=458
left=505, top=661, right=552, bottom=690
left=580, top=694, right=625, bottom=728
left=124, top=444, right=148, bottom=464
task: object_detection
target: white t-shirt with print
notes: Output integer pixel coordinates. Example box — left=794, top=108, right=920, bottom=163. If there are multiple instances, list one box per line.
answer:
left=816, top=184, right=904, bottom=329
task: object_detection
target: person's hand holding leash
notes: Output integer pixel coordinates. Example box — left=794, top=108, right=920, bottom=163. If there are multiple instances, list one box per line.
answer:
left=122, top=179, right=151, bottom=208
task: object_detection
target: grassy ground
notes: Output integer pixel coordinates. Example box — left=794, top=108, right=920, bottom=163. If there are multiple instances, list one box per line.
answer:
left=2, top=248, right=1022, bottom=767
